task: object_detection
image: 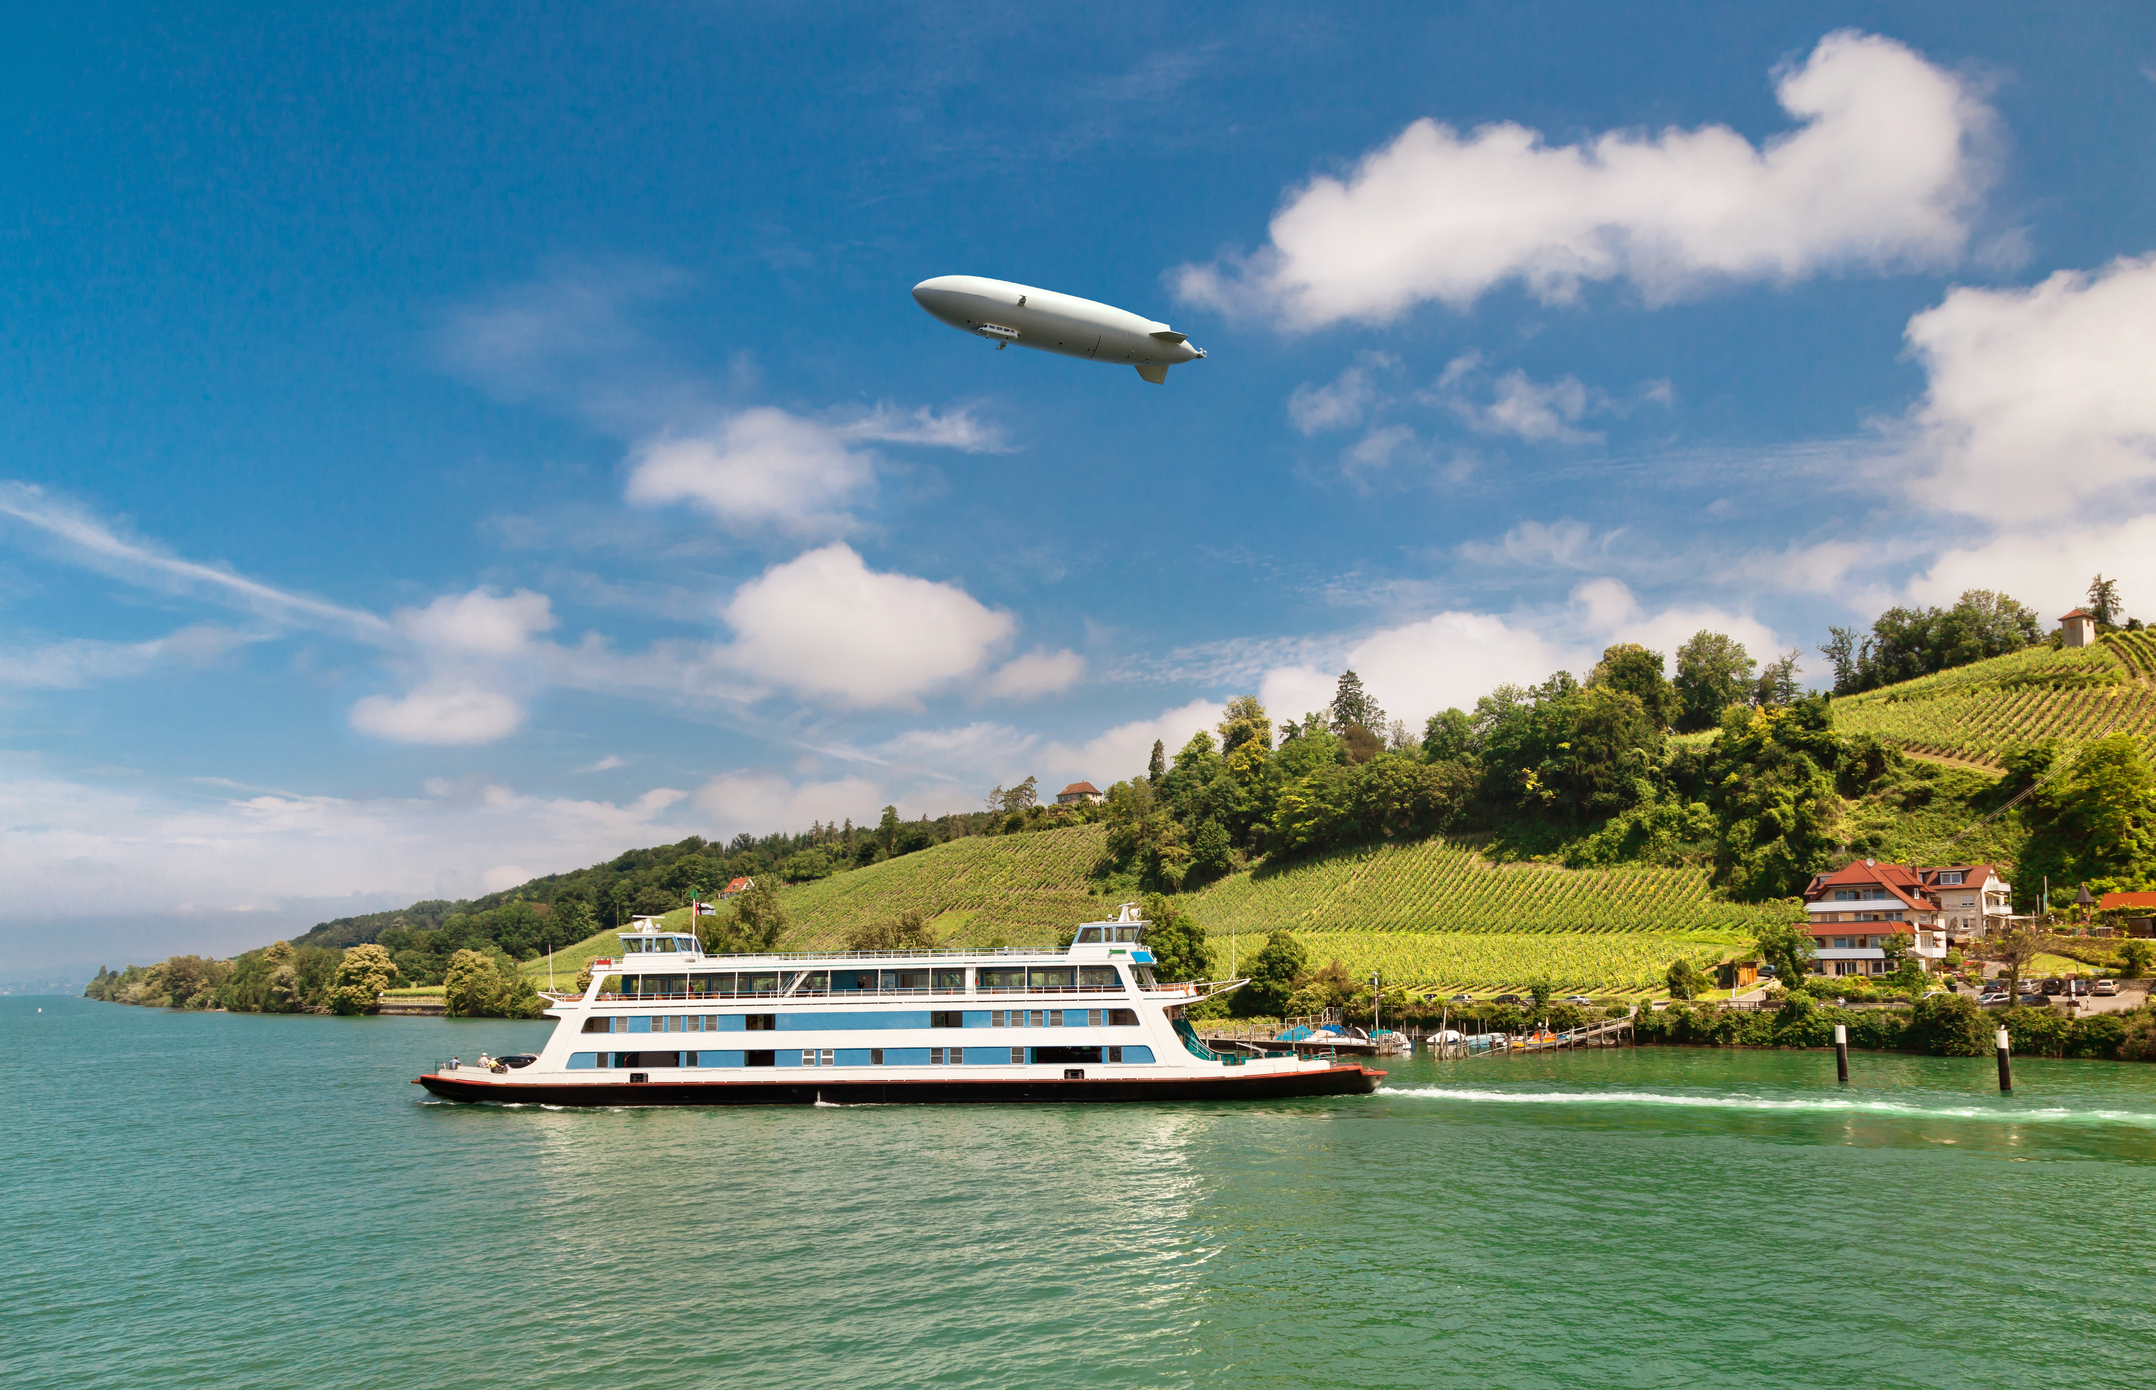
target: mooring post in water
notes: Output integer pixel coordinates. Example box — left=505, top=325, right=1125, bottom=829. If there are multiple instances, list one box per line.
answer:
left=1834, top=1023, right=1849, bottom=1085
left=1996, top=1026, right=2013, bottom=1093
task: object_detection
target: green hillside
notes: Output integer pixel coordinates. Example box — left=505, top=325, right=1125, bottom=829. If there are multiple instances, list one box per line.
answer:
left=1833, top=637, right=2156, bottom=767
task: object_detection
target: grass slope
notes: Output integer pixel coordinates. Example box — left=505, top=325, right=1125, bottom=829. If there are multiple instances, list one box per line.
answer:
left=1182, top=837, right=1794, bottom=993
left=1833, top=639, right=2156, bottom=767
left=773, top=824, right=1111, bottom=949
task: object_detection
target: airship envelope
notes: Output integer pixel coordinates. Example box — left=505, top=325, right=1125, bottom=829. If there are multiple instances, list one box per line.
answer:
left=912, top=275, right=1206, bottom=384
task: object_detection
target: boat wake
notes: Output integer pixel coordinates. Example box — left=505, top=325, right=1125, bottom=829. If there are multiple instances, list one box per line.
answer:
left=1377, top=1086, right=2156, bottom=1127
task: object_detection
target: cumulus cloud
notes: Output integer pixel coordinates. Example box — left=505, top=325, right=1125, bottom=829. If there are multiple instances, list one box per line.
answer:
left=1902, top=514, right=2156, bottom=615
left=1572, top=578, right=1802, bottom=679
left=692, top=771, right=887, bottom=838
left=348, top=588, right=561, bottom=745
left=1458, top=519, right=1603, bottom=569
left=0, top=763, right=688, bottom=967
left=1288, top=353, right=1397, bottom=434
left=1263, top=611, right=1583, bottom=729
left=1041, top=698, right=1226, bottom=785
left=349, top=684, right=529, bottom=745
left=981, top=648, right=1087, bottom=700
left=1176, top=30, right=1992, bottom=326
left=719, top=544, right=1015, bottom=708
left=627, top=408, right=878, bottom=537
left=1900, top=253, right=2156, bottom=518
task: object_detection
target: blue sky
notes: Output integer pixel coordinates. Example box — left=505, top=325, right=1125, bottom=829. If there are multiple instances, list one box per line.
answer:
left=7, top=3, right=2156, bottom=972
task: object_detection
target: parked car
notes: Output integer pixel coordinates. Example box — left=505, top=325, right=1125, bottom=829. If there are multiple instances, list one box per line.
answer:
left=1564, top=995, right=1593, bottom=1006
left=2018, top=990, right=2047, bottom=1006
left=2066, top=978, right=2091, bottom=997
left=1493, top=993, right=1526, bottom=1005
left=1978, top=991, right=2008, bottom=1006
left=2041, top=977, right=2066, bottom=996
left=1450, top=993, right=1475, bottom=1003
left=2096, top=979, right=2120, bottom=996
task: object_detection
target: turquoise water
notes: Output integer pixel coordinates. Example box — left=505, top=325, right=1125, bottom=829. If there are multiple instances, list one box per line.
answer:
left=13, top=997, right=2156, bottom=1389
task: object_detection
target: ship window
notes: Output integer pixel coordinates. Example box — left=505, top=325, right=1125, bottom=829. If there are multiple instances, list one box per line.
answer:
left=933, top=968, right=966, bottom=992
left=882, top=969, right=931, bottom=992
left=1029, top=967, right=1076, bottom=991
left=1108, top=1009, right=1137, bottom=1026
left=1079, top=966, right=1120, bottom=990
left=1076, top=927, right=1105, bottom=944
left=831, top=969, right=878, bottom=993
left=1029, top=1010, right=1044, bottom=1027
left=1048, top=1010, right=1063, bottom=1027
left=787, top=970, right=829, bottom=995
left=979, top=967, right=1025, bottom=990
left=931, top=1011, right=963, bottom=1028
left=1114, top=927, right=1142, bottom=942
left=1034, top=1046, right=1101, bottom=1065
left=582, top=1016, right=615, bottom=1033
left=1010, top=1047, right=1025, bottom=1064
left=869, top=1048, right=885, bottom=1066
left=1133, top=968, right=1157, bottom=988
left=696, top=972, right=733, bottom=994
left=1086, top=1010, right=1101, bottom=1026
left=745, top=1014, right=775, bottom=1031
left=738, top=972, right=780, bottom=995
left=745, top=1050, right=775, bottom=1067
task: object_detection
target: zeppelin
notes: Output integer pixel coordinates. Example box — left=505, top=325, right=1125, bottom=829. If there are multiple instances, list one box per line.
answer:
left=911, top=275, right=1207, bottom=385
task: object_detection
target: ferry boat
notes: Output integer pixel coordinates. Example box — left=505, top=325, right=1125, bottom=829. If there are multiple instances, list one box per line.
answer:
left=413, top=905, right=1381, bottom=1105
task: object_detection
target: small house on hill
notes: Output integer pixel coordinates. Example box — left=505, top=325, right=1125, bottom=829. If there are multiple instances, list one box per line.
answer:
left=2059, top=607, right=2099, bottom=648
left=1056, top=781, right=1105, bottom=806
left=720, top=876, right=754, bottom=899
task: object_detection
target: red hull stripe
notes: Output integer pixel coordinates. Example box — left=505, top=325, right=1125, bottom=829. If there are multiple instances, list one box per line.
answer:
left=413, top=1065, right=1384, bottom=1106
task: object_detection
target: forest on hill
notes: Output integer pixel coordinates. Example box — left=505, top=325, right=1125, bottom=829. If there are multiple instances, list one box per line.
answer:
left=88, top=577, right=2156, bottom=1011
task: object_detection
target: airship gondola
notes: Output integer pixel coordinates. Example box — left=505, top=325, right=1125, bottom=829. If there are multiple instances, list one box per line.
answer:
left=912, top=275, right=1206, bottom=385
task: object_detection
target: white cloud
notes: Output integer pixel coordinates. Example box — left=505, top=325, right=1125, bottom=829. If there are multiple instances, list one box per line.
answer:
left=982, top=648, right=1087, bottom=700
left=575, top=755, right=625, bottom=774
left=1901, top=253, right=2156, bottom=518
left=1573, top=578, right=1801, bottom=677
left=1903, top=515, right=2156, bottom=616
left=719, top=544, right=1015, bottom=708
left=692, top=772, right=886, bottom=838
left=626, top=408, right=877, bottom=537
left=834, top=401, right=1010, bottom=453
left=1258, top=666, right=1340, bottom=725
left=348, top=588, right=562, bottom=745
left=1288, top=354, right=1396, bottom=434
left=0, top=624, right=256, bottom=689
left=1440, top=368, right=1603, bottom=443
left=1176, top=30, right=1992, bottom=326
left=1458, top=519, right=1602, bottom=569
left=0, top=763, right=689, bottom=966
left=349, top=683, right=529, bottom=745
left=1275, top=611, right=1583, bottom=728
left=1041, top=698, right=1226, bottom=785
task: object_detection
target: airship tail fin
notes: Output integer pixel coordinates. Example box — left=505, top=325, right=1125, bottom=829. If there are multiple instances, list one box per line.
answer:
left=1135, top=365, right=1168, bottom=385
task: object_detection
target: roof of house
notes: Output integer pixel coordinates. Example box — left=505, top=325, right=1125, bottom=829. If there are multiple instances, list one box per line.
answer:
left=2060, top=607, right=2096, bottom=620
left=1919, top=864, right=2000, bottom=887
left=1802, top=859, right=1934, bottom=913
left=723, top=876, right=753, bottom=891
left=1058, top=781, right=1100, bottom=796
left=2099, top=891, right=2156, bottom=910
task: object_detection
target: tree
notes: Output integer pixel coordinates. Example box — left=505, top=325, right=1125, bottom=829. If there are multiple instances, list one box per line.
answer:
left=728, top=879, right=788, bottom=952
left=328, top=943, right=399, bottom=1015
left=1188, top=819, right=1234, bottom=880
left=551, top=898, right=594, bottom=947
left=1240, top=929, right=1306, bottom=1016
left=1148, top=740, right=1166, bottom=785
left=877, top=805, right=901, bottom=856
left=780, top=849, right=834, bottom=883
left=1139, top=894, right=1214, bottom=984
left=1218, top=696, right=1272, bottom=758
left=2018, top=734, right=2156, bottom=906
left=1329, top=669, right=1384, bottom=735
left=2089, top=573, right=2122, bottom=628
left=845, top=908, right=937, bottom=952
left=1755, top=919, right=1816, bottom=988
left=1753, top=649, right=1803, bottom=706
left=1821, top=591, right=2041, bottom=695
left=1339, top=722, right=1383, bottom=764
left=1665, top=957, right=1704, bottom=999
left=1002, top=776, right=1040, bottom=813
left=443, top=949, right=502, bottom=1018
left=1590, top=643, right=1679, bottom=729
left=1674, top=631, right=1755, bottom=732
left=1421, top=708, right=1476, bottom=763
left=1986, top=927, right=2047, bottom=1002
left=1708, top=699, right=1844, bottom=899
left=2119, top=939, right=2154, bottom=980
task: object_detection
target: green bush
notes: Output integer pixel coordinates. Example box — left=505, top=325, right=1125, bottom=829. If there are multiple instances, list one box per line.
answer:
left=327, top=943, right=399, bottom=1015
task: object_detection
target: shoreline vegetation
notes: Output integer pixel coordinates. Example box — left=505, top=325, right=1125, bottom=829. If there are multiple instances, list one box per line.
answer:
left=85, top=590, right=2156, bottom=1028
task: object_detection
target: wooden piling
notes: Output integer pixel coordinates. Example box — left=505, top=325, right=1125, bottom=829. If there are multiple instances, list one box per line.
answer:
left=1834, top=1023, right=1849, bottom=1085
left=1996, top=1026, right=2012, bottom=1093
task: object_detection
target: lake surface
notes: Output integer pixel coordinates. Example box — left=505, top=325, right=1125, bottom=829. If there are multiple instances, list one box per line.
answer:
left=12, top=995, right=2156, bottom=1389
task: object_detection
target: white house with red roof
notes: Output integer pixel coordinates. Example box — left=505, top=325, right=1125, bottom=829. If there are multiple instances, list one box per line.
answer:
left=1056, top=781, right=1105, bottom=807
left=2058, top=607, right=2099, bottom=647
left=719, top=876, right=754, bottom=899
left=1796, top=858, right=2013, bottom=976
